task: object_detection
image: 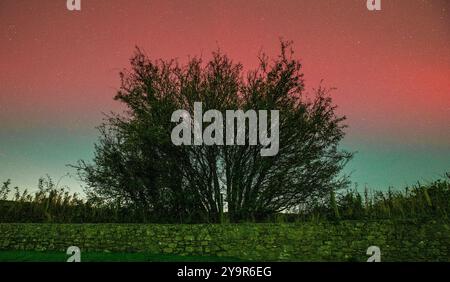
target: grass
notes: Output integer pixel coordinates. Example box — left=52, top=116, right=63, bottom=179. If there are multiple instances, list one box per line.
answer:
left=1, top=174, right=449, bottom=223
left=0, top=250, right=245, bottom=262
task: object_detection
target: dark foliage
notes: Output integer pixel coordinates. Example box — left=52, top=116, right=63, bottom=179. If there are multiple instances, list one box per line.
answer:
left=72, top=41, right=352, bottom=223
left=1, top=174, right=448, bottom=223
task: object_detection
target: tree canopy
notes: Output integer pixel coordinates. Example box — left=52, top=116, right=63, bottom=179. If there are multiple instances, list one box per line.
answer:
left=75, top=41, right=352, bottom=223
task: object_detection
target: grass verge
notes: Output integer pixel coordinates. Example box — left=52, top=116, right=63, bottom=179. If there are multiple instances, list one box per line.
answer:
left=0, top=250, right=245, bottom=262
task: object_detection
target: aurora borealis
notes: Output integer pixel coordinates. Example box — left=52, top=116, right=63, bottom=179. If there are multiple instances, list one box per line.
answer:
left=1, top=0, right=449, bottom=193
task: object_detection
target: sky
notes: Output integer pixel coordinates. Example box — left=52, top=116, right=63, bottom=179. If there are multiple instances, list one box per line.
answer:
left=0, top=0, right=449, bottom=194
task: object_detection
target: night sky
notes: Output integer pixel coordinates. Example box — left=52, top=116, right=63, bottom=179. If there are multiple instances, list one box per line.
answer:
left=1, top=0, right=449, bottom=193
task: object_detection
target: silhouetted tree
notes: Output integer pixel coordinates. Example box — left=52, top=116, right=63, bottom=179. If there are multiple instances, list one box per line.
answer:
left=75, top=41, right=352, bottom=223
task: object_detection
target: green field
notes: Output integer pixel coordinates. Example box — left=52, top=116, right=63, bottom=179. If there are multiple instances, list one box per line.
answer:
left=0, top=250, right=245, bottom=262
